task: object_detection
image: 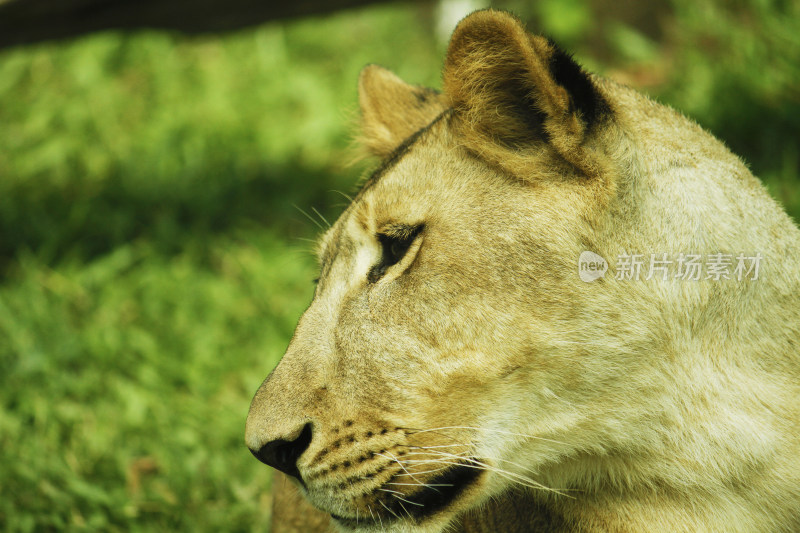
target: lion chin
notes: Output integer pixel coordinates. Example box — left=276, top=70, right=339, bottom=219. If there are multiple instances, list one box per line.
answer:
left=246, top=8, right=800, bottom=533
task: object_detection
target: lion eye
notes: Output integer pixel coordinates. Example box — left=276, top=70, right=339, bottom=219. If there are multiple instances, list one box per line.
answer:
left=368, top=225, right=423, bottom=283
left=383, top=234, right=413, bottom=266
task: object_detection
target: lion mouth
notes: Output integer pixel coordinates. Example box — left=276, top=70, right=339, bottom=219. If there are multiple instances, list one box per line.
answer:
left=331, top=458, right=483, bottom=528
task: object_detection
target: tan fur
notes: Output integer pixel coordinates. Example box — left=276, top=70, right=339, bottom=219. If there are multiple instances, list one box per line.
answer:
left=444, top=13, right=605, bottom=181
left=247, top=9, right=800, bottom=533
left=358, top=64, right=448, bottom=158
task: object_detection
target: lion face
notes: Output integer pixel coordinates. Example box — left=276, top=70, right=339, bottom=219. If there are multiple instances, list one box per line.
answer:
left=245, top=18, right=614, bottom=525
left=246, top=9, right=800, bottom=533
left=248, top=121, right=582, bottom=531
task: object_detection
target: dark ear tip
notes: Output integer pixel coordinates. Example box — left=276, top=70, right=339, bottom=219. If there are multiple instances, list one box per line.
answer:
left=547, top=44, right=609, bottom=127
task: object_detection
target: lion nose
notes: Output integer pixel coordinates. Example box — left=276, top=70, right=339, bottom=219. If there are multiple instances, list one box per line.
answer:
left=248, top=422, right=313, bottom=480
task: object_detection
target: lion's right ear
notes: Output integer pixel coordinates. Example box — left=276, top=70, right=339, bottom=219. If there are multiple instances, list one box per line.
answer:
left=443, top=9, right=610, bottom=179
left=358, top=65, right=447, bottom=158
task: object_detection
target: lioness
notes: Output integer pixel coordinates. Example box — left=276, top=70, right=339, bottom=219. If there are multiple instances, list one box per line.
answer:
left=246, top=9, right=800, bottom=533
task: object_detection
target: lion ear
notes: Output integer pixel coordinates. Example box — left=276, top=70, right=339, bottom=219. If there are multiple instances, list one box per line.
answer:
left=358, top=65, right=447, bottom=158
left=443, top=9, right=609, bottom=177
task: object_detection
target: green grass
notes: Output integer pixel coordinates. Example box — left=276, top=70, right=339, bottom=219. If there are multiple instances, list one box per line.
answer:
left=0, top=4, right=442, bottom=531
left=0, top=234, right=316, bottom=531
left=0, top=0, right=798, bottom=531
left=0, top=5, right=442, bottom=270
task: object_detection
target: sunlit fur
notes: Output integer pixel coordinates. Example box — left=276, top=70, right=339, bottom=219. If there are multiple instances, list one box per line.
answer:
left=248, top=9, right=800, bottom=533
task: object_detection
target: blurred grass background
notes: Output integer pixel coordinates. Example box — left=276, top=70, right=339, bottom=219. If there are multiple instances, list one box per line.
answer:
left=0, top=0, right=798, bottom=531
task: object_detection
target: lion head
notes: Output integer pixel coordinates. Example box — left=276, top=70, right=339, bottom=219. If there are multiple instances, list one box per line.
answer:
left=246, top=10, right=800, bottom=532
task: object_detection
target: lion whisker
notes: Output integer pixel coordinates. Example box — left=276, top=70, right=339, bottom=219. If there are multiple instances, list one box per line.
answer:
left=397, top=450, right=470, bottom=462
left=400, top=458, right=466, bottom=464
left=330, top=189, right=354, bottom=202
left=403, top=425, right=567, bottom=446
left=293, top=204, right=327, bottom=231
left=394, top=466, right=451, bottom=476
left=385, top=482, right=454, bottom=487
left=420, top=451, right=547, bottom=488
left=371, top=504, right=383, bottom=529
left=376, top=452, right=427, bottom=486
left=378, top=499, right=402, bottom=520
left=394, top=497, right=412, bottom=519
left=415, top=452, right=548, bottom=486
left=406, top=443, right=469, bottom=450
left=408, top=445, right=544, bottom=478
left=392, top=494, right=425, bottom=508
left=397, top=455, right=572, bottom=498
left=310, top=206, right=331, bottom=228
left=408, top=444, right=581, bottom=493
